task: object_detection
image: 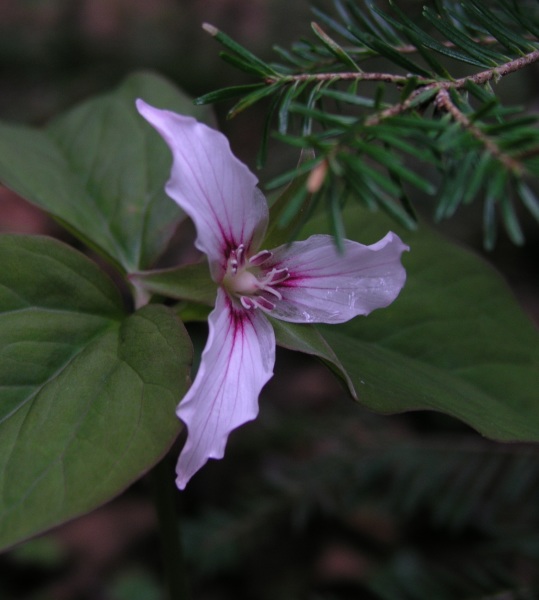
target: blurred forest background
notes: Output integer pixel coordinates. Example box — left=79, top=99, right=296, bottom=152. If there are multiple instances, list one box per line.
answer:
left=0, top=1, right=538, bottom=599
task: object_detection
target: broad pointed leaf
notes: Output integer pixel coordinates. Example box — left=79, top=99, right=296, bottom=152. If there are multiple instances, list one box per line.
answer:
left=131, top=261, right=217, bottom=306
left=0, top=72, right=213, bottom=272
left=278, top=206, right=539, bottom=442
left=0, top=235, right=192, bottom=549
left=270, top=317, right=356, bottom=400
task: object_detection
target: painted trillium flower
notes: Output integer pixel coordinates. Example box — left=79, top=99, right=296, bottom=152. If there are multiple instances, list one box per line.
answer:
left=136, top=99, right=409, bottom=489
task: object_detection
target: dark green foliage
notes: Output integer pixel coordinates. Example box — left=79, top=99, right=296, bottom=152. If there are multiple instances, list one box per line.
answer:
left=182, top=402, right=539, bottom=599
left=197, top=0, right=539, bottom=248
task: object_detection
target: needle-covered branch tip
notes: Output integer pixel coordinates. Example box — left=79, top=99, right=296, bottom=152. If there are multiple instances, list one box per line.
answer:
left=202, top=22, right=219, bottom=37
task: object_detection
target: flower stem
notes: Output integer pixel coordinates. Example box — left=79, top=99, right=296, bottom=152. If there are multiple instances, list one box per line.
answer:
left=150, top=456, right=191, bottom=600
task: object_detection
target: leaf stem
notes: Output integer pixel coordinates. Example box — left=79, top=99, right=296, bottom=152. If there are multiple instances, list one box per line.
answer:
left=150, top=456, right=191, bottom=600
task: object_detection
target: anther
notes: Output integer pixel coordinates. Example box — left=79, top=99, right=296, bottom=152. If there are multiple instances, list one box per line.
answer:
left=252, top=296, right=276, bottom=311
left=263, top=286, right=282, bottom=300
left=240, top=296, right=256, bottom=310
left=266, top=268, right=289, bottom=285
left=236, top=245, right=246, bottom=268
left=249, top=250, right=272, bottom=266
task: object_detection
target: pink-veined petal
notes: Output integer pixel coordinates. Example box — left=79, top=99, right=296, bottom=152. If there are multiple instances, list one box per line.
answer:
left=267, top=232, right=408, bottom=324
left=175, top=288, right=275, bottom=489
left=136, top=100, right=268, bottom=280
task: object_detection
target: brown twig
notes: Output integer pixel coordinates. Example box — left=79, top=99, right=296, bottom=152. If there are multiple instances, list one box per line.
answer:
left=267, top=46, right=539, bottom=178
left=361, top=51, right=539, bottom=173
left=269, top=49, right=539, bottom=89
left=270, top=71, right=433, bottom=84
left=435, top=89, right=523, bottom=173
left=364, top=48, right=539, bottom=126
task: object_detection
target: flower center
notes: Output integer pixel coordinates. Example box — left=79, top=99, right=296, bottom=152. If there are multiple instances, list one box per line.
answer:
left=222, top=245, right=289, bottom=311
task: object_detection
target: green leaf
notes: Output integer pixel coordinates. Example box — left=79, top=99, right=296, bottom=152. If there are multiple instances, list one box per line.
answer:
left=257, top=91, right=282, bottom=169
left=311, top=5, right=359, bottom=45
left=462, top=151, right=491, bottom=205
left=436, top=159, right=471, bottom=220
left=202, top=23, right=278, bottom=77
left=499, top=193, right=525, bottom=246
left=130, top=261, right=217, bottom=306
left=517, top=181, right=539, bottom=223
left=422, top=7, right=503, bottom=68
left=286, top=205, right=539, bottom=442
left=270, top=179, right=310, bottom=234
left=270, top=319, right=356, bottom=400
left=340, top=153, right=400, bottom=197
left=175, top=302, right=212, bottom=324
left=385, top=1, right=488, bottom=70
left=0, top=71, right=213, bottom=273
left=278, top=81, right=308, bottom=135
left=288, top=102, right=357, bottom=128
left=219, top=52, right=274, bottom=78
left=347, top=1, right=402, bottom=45
left=348, top=28, right=432, bottom=77
left=272, top=45, right=312, bottom=69
left=266, top=154, right=322, bottom=191
left=327, top=181, right=346, bottom=251
left=465, top=0, right=535, bottom=54
left=195, top=84, right=268, bottom=106
left=265, top=150, right=318, bottom=246
left=227, top=82, right=283, bottom=119
left=375, top=4, right=452, bottom=78
left=483, top=192, right=498, bottom=250
left=370, top=127, right=436, bottom=163
left=0, top=235, right=192, bottom=549
left=501, top=0, right=539, bottom=38
left=310, top=22, right=361, bottom=72
left=319, top=88, right=377, bottom=108
left=354, top=141, right=436, bottom=194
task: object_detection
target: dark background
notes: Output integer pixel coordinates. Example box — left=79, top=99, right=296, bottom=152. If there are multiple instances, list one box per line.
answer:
left=1, top=1, right=538, bottom=599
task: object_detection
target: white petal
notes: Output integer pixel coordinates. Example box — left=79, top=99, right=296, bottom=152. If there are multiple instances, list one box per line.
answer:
left=136, top=100, right=268, bottom=280
left=175, top=288, right=275, bottom=489
left=267, top=232, right=408, bottom=323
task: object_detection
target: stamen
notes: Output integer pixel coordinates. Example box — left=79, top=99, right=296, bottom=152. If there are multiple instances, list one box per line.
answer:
left=266, top=268, right=289, bottom=285
left=240, top=296, right=256, bottom=310
left=240, top=295, right=275, bottom=311
left=236, top=244, right=246, bottom=268
left=263, top=286, right=282, bottom=300
left=252, top=296, right=275, bottom=311
left=226, top=245, right=248, bottom=275
left=249, top=250, right=272, bottom=266
left=224, top=246, right=286, bottom=313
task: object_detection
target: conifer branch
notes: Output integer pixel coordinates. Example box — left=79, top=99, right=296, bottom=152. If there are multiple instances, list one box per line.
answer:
left=269, top=47, right=539, bottom=88
left=363, top=48, right=539, bottom=125
left=267, top=71, right=431, bottom=85
left=199, top=0, right=539, bottom=246
left=435, top=88, right=523, bottom=173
